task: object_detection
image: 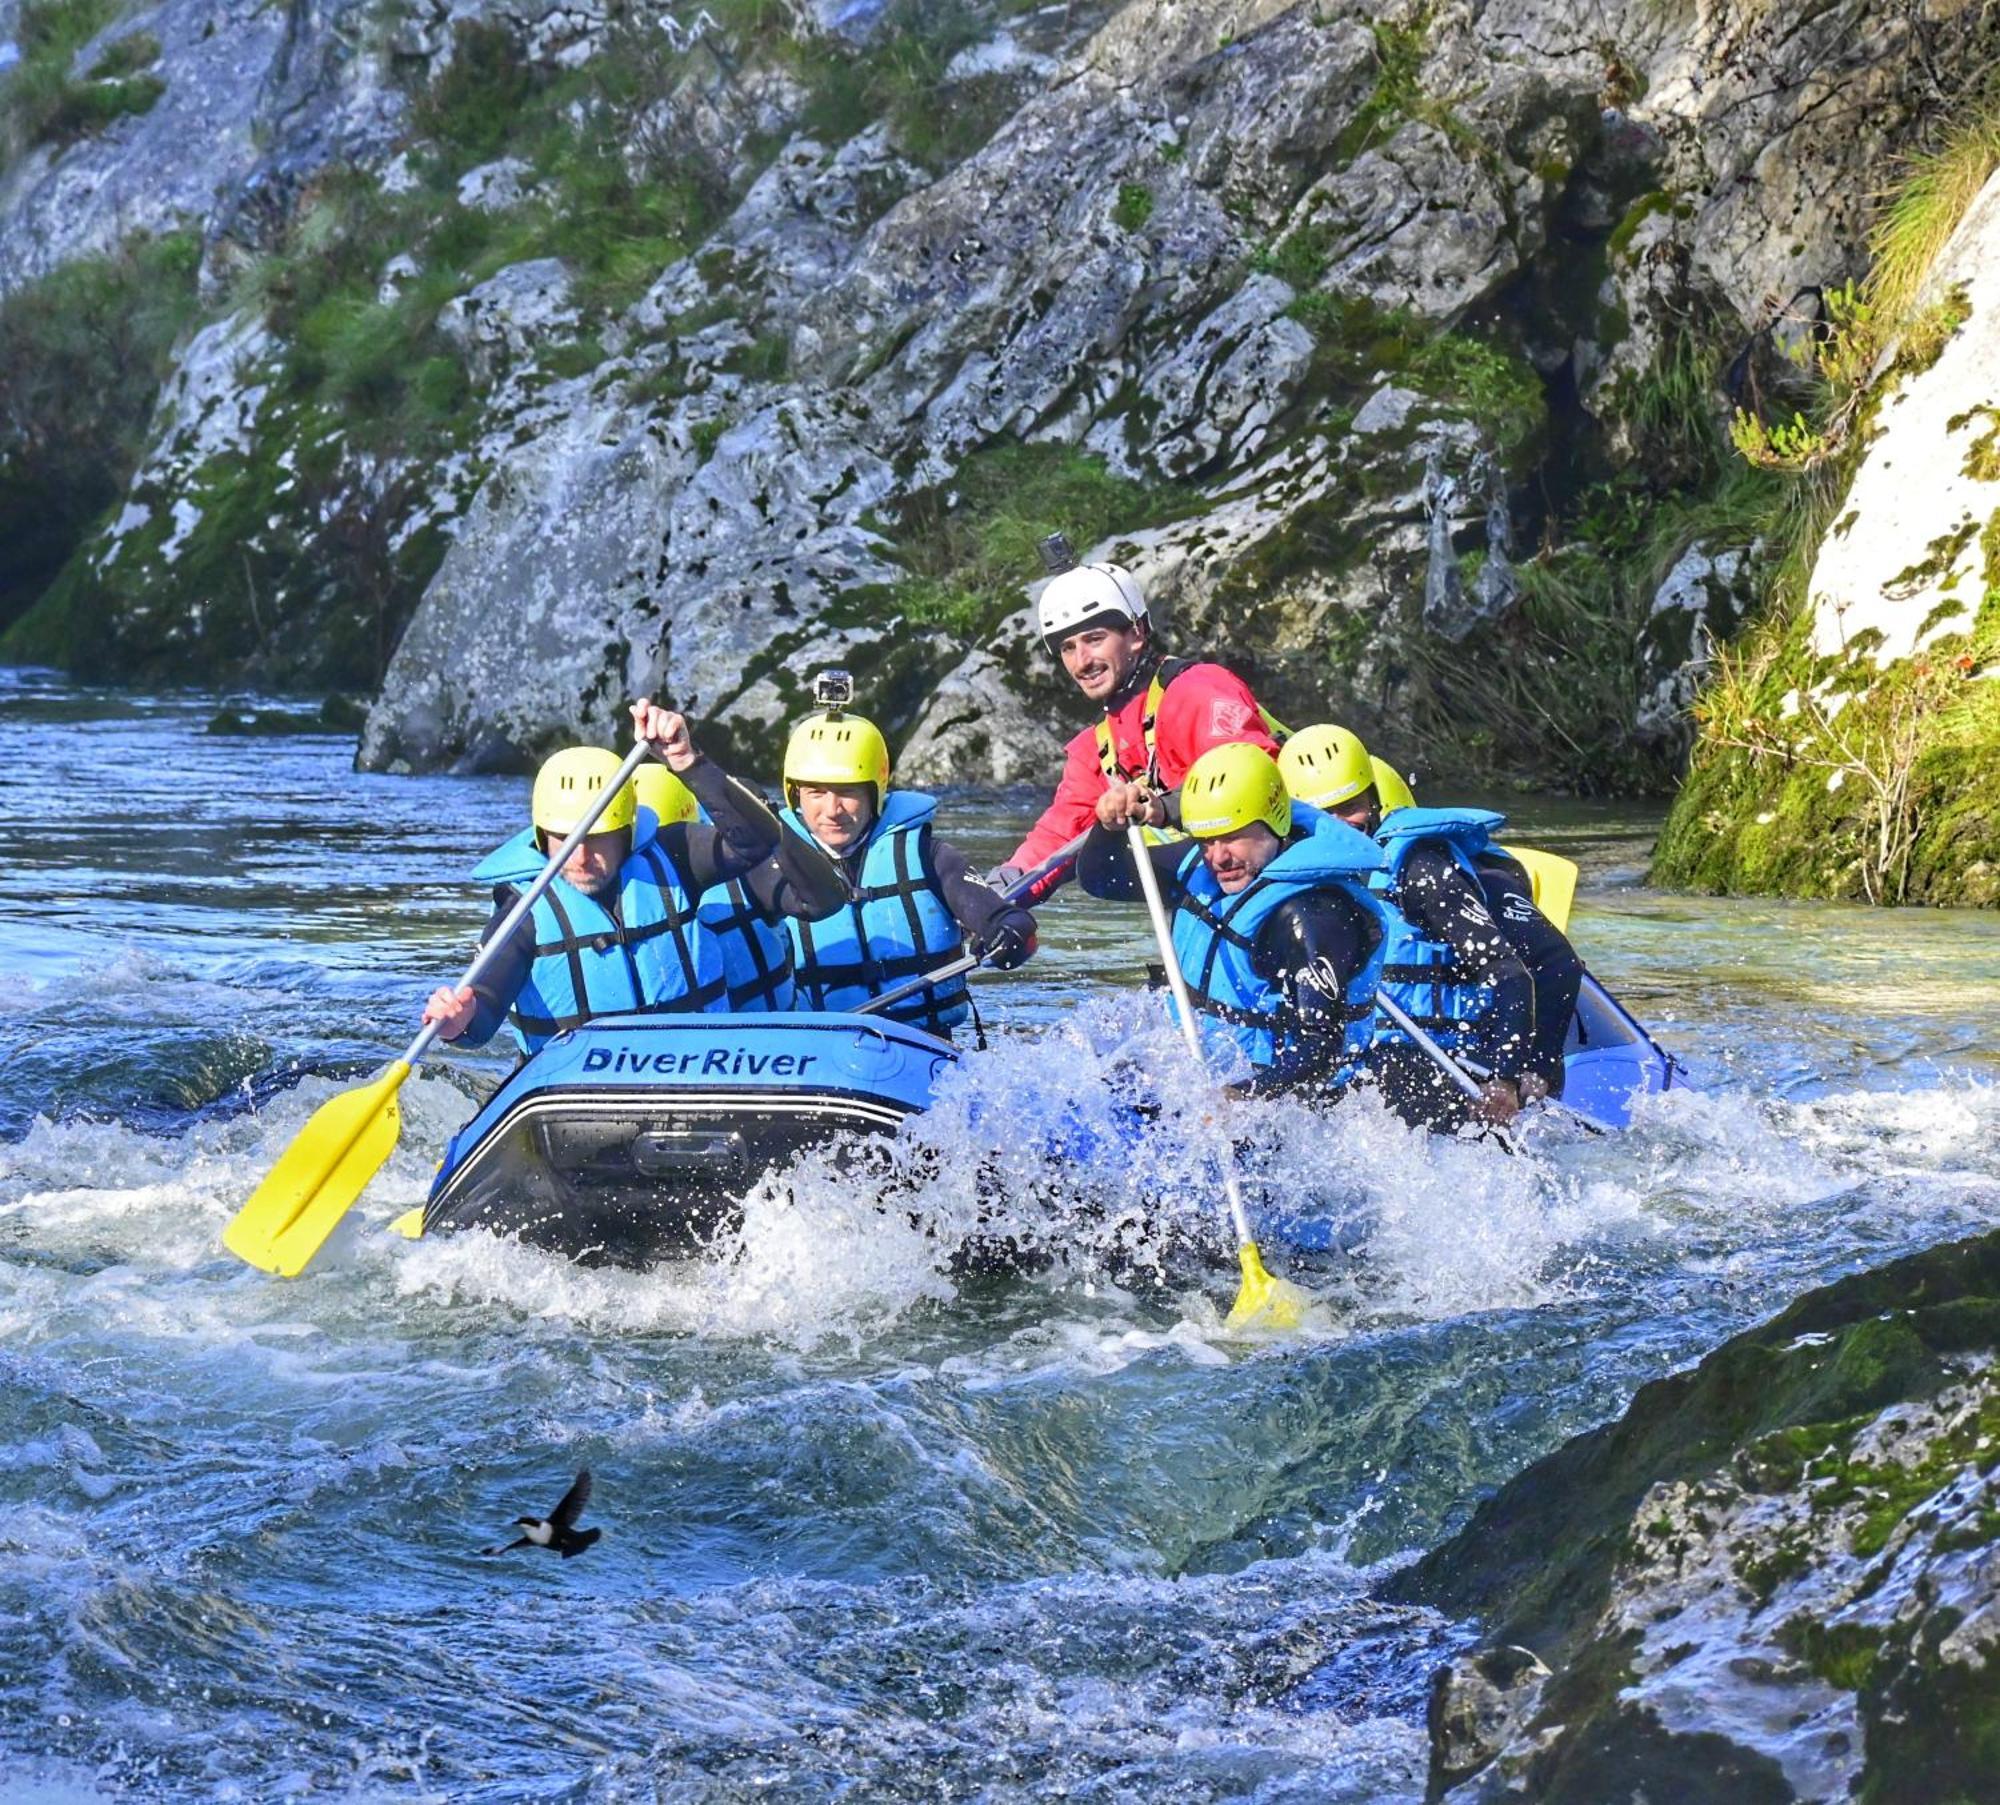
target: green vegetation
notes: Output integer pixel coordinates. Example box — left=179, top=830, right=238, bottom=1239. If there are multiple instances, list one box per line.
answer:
left=1404, top=468, right=1783, bottom=793
left=798, top=0, right=1026, bottom=170
left=0, top=231, right=201, bottom=636
left=1329, top=13, right=1431, bottom=165
left=1112, top=183, right=1154, bottom=233
left=1, top=1, right=163, bottom=169
left=1659, top=91, right=2000, bottom=904
left=865, top=444, right=1199, bottom=646
left=1281, top=288, right=1545, bottom=458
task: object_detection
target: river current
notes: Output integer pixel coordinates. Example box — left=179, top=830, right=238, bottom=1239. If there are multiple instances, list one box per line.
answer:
left=2, top=668, right=1997, bottom=1801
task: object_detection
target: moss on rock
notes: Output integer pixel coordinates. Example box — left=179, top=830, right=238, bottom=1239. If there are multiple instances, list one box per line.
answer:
left=1397, top=1229, right=2000, bottom=1800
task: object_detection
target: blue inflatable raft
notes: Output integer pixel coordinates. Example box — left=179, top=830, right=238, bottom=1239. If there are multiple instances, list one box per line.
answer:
left=424, top=1012, right=954, bottom=1263
left=421, top=977, right=1682, bottom=1264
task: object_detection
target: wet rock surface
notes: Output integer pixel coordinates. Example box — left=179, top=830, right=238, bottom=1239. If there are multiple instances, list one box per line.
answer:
left=1396, top=1229, right=2000, bottom=1802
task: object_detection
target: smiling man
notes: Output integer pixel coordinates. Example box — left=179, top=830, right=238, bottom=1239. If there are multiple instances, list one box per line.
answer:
left=1075, top=743, right=1388, bottom=1099
left=996, top=547, right=1282, bottom=894
left=778, top=701, right=1038, bottom=1038
left=421, top=700, right=842, bottom=1055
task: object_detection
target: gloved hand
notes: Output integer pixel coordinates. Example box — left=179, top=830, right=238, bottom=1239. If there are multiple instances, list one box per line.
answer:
left=971, top=909, right=1038, bottom=970
left=983, top=864, right=1025, bottom=896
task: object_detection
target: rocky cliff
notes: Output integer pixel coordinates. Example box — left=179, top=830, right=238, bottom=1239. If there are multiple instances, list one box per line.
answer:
left=1654, top=157, right=2000, bottom=907
left=1, top=0, right=1994, bottom=820
left=1396, top=1227, right=2000, bottom=1802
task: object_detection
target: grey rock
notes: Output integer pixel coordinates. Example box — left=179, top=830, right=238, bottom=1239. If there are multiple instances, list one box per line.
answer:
left=456, top=157, right=539, bottom=213
left=783, top=0, right=891, bottom=43
left=896, top=630, right=1074, bottom=787
left=1634, top=540, right=1760, bottom=750
left=1352, top=385, right=1424, bottom=435
left=645, top=388, right=903, bottom=727
left=1284, top=121, right=1532, bottom=322
left=1136, top=274, right=1316, bottom=478
left=358, top=381, right=699, bottom=772
left=1427, top=1644, right=1552, bottom=1798
left=377, top=252, right=422, bottom=306
left=439, top=258, right=580, bottom=382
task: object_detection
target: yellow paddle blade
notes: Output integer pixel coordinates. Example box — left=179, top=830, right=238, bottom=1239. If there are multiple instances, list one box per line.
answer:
left=389, top=1206, right=426, bottom=1241
left=1505, top=846, right=1579, bottom=934
left=1225, top=1239, right=1312, bottom=1333
left=222, top=1061, right=411, bottom=1277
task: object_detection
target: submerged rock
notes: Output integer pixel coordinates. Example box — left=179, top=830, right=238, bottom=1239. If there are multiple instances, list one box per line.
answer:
left=1395, top=1228, right=2000, bottom=1801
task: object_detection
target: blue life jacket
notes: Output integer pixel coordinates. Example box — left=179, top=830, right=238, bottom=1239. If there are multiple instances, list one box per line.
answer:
left=473, top=808, right=725, bottom=1054
left=1169, top=804, right=1389, bottom=1079
left=1368, top=806, right=1507, bottom=1057
left=698, top=875, right=795, bottom=1012
left=780, top=791, right=969, bottom=1035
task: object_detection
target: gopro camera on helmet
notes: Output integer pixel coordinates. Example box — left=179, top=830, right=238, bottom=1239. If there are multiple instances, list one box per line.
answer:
left=1038, top=532, right=1077, bottom=576
left=810, top=667, right=855, bottom=712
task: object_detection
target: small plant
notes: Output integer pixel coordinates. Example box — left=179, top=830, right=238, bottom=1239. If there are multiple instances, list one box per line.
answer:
left=1112, top=183, right=1154, bottom=233
left=1, top=2, right=168, bottom=164
left=869, top=443, right=1199, bottom=646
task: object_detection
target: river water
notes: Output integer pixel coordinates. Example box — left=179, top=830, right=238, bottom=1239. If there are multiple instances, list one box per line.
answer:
left=2, top=667, right=1997, bottom=1801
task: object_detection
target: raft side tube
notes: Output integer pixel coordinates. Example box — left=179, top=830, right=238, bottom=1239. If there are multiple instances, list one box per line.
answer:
left=424, top=1012, right=955, bottom=1263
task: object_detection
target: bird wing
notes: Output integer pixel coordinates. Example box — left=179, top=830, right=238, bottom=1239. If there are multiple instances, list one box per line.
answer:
left=481, top=1536, right=532, bottom=1557
left=551, top=1468, right=592, bottom=1529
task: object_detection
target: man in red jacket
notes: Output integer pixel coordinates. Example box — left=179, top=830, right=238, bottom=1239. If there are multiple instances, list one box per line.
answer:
left=996, top=543, right=1280, bottom=894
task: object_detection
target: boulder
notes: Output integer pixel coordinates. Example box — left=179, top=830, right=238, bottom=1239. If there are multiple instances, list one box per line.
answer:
left=1395, top=1228, right=2000, bottom=1802
left=438, top=258, right=579, bottom=382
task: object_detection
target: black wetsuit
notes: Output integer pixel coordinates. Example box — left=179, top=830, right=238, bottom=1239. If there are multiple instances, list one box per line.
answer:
left=460, top=758, right=842, bottom=1046
left=1473, top=850, right=1583, bottom=1097
left=1076, top=827, right=1381, bottom=1097
left=1370, top=841, right=1535, bottom=1130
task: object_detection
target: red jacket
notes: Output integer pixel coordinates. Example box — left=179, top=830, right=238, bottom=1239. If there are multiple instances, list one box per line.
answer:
left=1009, top=660, right=1279, bottom=871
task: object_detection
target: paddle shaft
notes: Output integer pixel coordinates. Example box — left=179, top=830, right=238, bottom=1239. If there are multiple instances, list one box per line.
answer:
left=1126, top=824, right=1257, bottom=1253
left=1373, top=990, right=1486, bottom=1102
left=403, top=739, right=657, bottom=1067
left=852, top=828, right=1090, bottom=1020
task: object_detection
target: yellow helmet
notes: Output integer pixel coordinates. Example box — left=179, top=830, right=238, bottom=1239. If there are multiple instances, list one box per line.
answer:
left=633, top=763, right=699, bottom=827
left=1181, top=742, right=1291, bottom=839
left=1278, top=724, right=1374, bottom=810
left=783, top=711, right=891, bottom=811
left=1369, top=756, right=1416, bottom=817
left=531, top=746, right=636, bottom=838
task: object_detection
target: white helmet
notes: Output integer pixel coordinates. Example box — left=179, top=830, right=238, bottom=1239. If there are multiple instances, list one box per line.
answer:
left=1036, top=561, right=1148, bottom=654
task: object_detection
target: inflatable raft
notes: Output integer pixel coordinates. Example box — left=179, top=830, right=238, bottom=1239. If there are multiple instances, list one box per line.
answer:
left=423, top=1012, right=951, bottom=1264
left=419, top=974, right=1683, bottom=1265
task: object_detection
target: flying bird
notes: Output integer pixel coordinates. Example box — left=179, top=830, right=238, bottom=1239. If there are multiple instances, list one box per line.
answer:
left=482, top=1469, right=601, bottom=1559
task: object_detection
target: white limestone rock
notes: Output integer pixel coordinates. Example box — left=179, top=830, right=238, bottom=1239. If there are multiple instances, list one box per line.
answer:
left=1803, top=169, right=2000, bottom=671
left=439, top=258, right=580, bottom=382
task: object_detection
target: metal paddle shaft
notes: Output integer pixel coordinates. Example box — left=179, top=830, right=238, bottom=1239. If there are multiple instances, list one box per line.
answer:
left=401, top=739, right=658, bottom=1067
left=224, top=738, right=660, bottom=1276
left=1373, top=990, right=1485, bottom=1102
left=1125, top=824, right=1309, bottom=1331
left=1375, top=990, right=1542, bottom=1149
left=853, top=827, right=1091, bottom=1020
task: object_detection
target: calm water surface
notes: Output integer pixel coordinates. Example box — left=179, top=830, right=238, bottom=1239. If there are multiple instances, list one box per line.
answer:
left=2, top=668, right=1997, bottom=1801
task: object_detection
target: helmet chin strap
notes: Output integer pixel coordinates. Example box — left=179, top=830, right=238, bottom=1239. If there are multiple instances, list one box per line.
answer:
left=1103, top=638, right=1162, bottom=716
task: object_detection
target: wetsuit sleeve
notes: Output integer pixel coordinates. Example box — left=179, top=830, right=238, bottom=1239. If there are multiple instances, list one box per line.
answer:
left=738, top=819, right=848, bottom=923
left=458, top=891, right=537, bottom=1047
left=1074, top=825, right=1185, bottom=901
left=1150, top=663, right=1280, bottom=788
left=1007, top=728, right=1104, bottom=875
left=1395, top=845, right=1535, bottom=1080
left=1242, top=891, right=1376, bottom=1094
left=672, top=755, right=783, bottom=891
left=930, top=835, right=1035, bottom=944
left=1478, top=859, right=1583, bottom=1086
